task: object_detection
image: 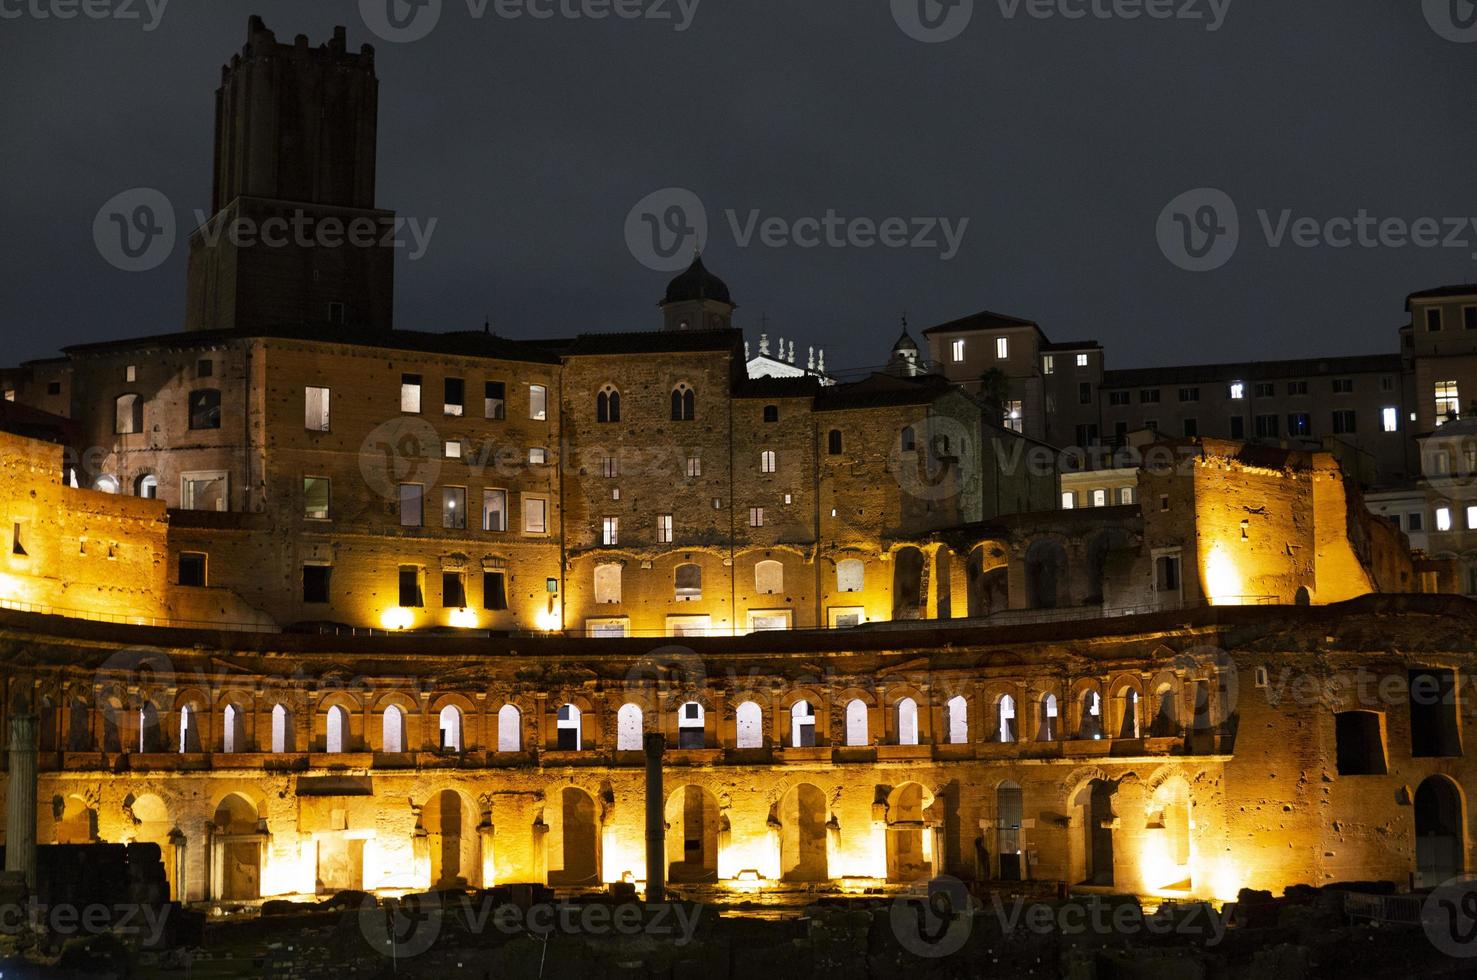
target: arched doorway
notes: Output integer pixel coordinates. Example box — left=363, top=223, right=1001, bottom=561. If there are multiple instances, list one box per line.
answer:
left=665, top=785, right=720, bottom=883
left=423, top=789, right=480, bottom=889
left=1416, top=776, right=1465, bottom=888
left=1072, top=779, right=1117, bottom=886
left=886, top=782, right=935, bottom=882
left=212, top=793, right=263, bottom=901
left=777, top=784, right=828, bottom=882
left=548, top=787, right=599, bottom=886
left=127, top=794, right=178, bottom=900
left=892, top=547, right=925, bottom=620
left=1024, top=539, right=1069, bottom=609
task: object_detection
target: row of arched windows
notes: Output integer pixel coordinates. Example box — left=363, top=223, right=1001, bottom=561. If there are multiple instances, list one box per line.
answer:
left=594, top=384, right=696, bottom=423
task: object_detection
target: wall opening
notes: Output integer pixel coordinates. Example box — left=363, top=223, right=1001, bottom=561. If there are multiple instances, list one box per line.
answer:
left=1334, top=711, right=1387, bottom=775
left=778, top=784, right=828, bottom=882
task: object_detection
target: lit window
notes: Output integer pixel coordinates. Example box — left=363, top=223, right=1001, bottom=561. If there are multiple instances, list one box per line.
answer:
left=602, top=517, right=619, bottom=545
left=304, top=477, right=330, bottom=520
left=685, top=455, right=701, bottom=477
left=125, top=365, right=137, bottom=382
left=443, top=377, right=465, bottom=417
left=523, top=496, right=548, bottom=534
left=304, top=386, right=331, bottom=431
left=444, top=440, right=462, bottom=459
left=657, top=514, right=673, bottom=543
left=1436, top=381, right=1461, bottom=423
left=952, top=339, right=966, bottom=362
left=1003, top=401, right=1023, bottom=433
left=1042, top=354, right=1054, bottom=375
left=1437, top=507, right=1453, bottom=532
left=1061, top=491, right=1075, bottom=510
left=996, top=337, right=1009, bottom=359
left=401, top=374, right=422, bottom=413
left=442, top=487, right=466, bottom=530
left=1468, top=506, right=1477, bottom=531
left=1076, top=353, right=1089, bottom=367
left=761, top=450, right=777, bottom=474
left=1229, top=382, right=1244, bottom=400
left=1382, top=407, right=1398, bottom=433
left=483, top=489, right=507, bottom=531
left=1119, top=486, right=1134, bottom=505
left=529, top=384, right=547, bottom=421
left=529, top=447, right=548, bottom=465
left=749, top=507, right=765, bottom=527
left=485, top=381, right=506, bottom=419
left=1092, top=488, right=1107, bottom=507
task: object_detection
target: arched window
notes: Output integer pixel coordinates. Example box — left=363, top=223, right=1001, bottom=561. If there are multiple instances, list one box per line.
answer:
left=382, top=705, right=405, bottom=753
left=597, top=386, right=621, bottom=423
left=497, top=704, right=521, bottom=752
left=1118, top=689, right=1140, bottom=739
left=735, top=701, right=763, bottom=748
left=93, top=475, right=120, bottom=494
left=678, top=702, right=705, bottom=749
left=896, top=697, right=919, bottom=746
left=755, top=560, right=784, bottom=595
left=270, top=704, right=289, bottom=753
left=675, top=563, right=702, bottom=601
left=947, top=695, right=969, bottom=744
left=1039, top=694, right=1059, bottom=742
left=760, top=450, right=777, bottom=474
left=617, top=703, right=643, bottom=751
left=900, top=426, right=916, bottom=452
left=671, top=384, right=695, bottom=421
left=827, top=429, right=843, bottom=455
left=996, top=695, right=1017, bottom=743
left=836, top=559, right=864, bottom=593
left=1079, top=690, right=1103, bottom=740
left=439, top=705, right=462, bottom=752
left=115, top=393, right=142, bottom=434
left=222, top=703, right=244, bottom=754
left=791, top=700, right=816, bottom=748
left=1151, top=682, right=1178, bottom=737
left=845, top=699, right=869, bottom=746
left=326, top=705, right=348, bottom=754
left=135, top=474, right=158, bottom=499
left=178, top=705, right=200, bottom=753
left=557, top=703, right=582, bottom=751
left=137, top=702, right=161, bottom=753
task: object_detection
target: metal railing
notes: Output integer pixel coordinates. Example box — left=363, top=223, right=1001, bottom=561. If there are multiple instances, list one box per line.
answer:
left=1343, top=892, right=1424, bottom=925
left=0, top=597, right=277, bottom=634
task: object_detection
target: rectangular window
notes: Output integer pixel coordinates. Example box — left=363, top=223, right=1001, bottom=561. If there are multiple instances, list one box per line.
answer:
left=399, top=484, right=423, bottom=527
left=1437, top=507, right=1453, bottom=531
left=1230, top=416, right=1245, bottom=439
left=1436, top=380, right=1461, bottom=422
left=398, top=566, right=423, bottom=607
left=602, top=517, right=619, bottom=545
left=1042, top=354, right=1055, bottom=375
left=1381, top=376, right=1395, bottom=392
left=444, top=378, right=465, bottom=416
left=1092, top=489, right=1107, bottom=507
left=303, top=565, right=331, bottom=604
left=1140, top=389, right=1160, bottom=404
left=1465, top=306, right=1477, bottom=331
left=1332, top=378, right=1354, bottom=394
left=1334, top=712, right=1387, bottom=776
left=1255, top=415, right=1279, bottom=438
left=181, top=472, right=228, bottom=512
left=197, top=359, right=213, bottom=378
left=1229, top=382, right=1244, bottom=400
left=529, top=384, right=548, bottom=421
left=1108, top=391, right=1130, bottom=406
left=304, top=386, right=330, bottom=431
left=1118, top=487, right=1135, bottom=505
left=1143, top=419, right=1158, bottom=432
left=1076, top=353, right=1089, bottom=367
left=657, top=513, right=673, bottom=543
left=1079, top=382, right=1092, bottom=405
left=444, top=440, right=462, bottom=460
left=1288, top=413, right=1310, bottom=437
left=1427, top=308, right=1444, bottom=332
left=483, top=490, right=507, bottom=531
left=401, top=374, right=422, bottom=413
left=951, top=339, right=965, bottom=362
left=523, top=496, right=548, bottom=534
left=484, top=571, right=508, bottom=611
left=761, top=450, right=777, bottom=473
left=1409, top=512, right=1424, bottom=532
left=1003, top=400, right=1023, bottom=433
left=443, top=487, right=467, bottom=530
left=125, top=364, right=137, bottom=382
left=304, top=477, right=330, bottom=520
left=996, top=337, right=1009, bottom=359
left=1155, top=554, right=1181, bottom=592
left=178, top=552, right=206, bottom=587
left=1382, top=407, right=1399, bottom=433
left=686, top=455, right=702, bottom=477
left=442, top=571, right=467, bottom=608
left=484, top=381, right=506, bottom=420
left=1257, top=382, right=1278, bottom=397
left=1178, top=387, right=1199, bottom=402
left=1467, top=506, right=1477, bottom=530
left=601, top=456, right=619, bottom=478
left=749, top=507, right=765, bottom=527
left=1332, top=410, right=1357, bottom=434
left=1076, top=423, right=1098, bottom=446
left=1061, top=491, right=1075, bottom=510
left=1183, top=418, right=1198, bottom=437
left=1408, top=668, right=1461, bottom=757
left=188, top=389, right=221, bottom=430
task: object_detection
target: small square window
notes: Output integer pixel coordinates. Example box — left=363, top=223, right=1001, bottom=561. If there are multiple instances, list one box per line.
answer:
left=303, top=565, right=331, bottom=604
left=197, top=359, right=213, bottom=378
left=179, top=552, right=207, bottom=587
left=445, top=440, right=462, bottom=460
left=1076, top=353, right=1089, bottom=367
left=763, top=405, right=779, bottom=423
left=530, top=447, right=548, bottom=465
left=46, top=381, right=61, bottom=396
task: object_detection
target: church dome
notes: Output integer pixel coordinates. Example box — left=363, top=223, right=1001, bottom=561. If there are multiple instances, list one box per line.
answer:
left=662, top=255, right=733, bottom=307
left=892, top=326, right=919, bottom=353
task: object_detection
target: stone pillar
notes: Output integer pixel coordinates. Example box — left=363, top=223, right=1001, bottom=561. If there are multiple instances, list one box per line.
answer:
left=643, top=732, right=665, bottom=903
left=4, top=715, right=38, bottom=890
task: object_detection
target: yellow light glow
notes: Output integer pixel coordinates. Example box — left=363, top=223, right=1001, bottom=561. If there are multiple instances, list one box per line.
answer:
left=380, top=607, right=414, bottom=631
left=535, top=606, right=562, bottom=632
left=448, top=608, right=479, bottom=629
left=1202, top=543, right=1244, bottom=606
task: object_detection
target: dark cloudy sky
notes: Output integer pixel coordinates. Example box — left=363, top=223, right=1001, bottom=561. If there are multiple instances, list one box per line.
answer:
left=2, top=0, right=1475, bottom=375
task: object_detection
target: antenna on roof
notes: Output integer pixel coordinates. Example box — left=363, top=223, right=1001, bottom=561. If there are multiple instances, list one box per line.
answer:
left=483, top=316, right=491, bottom=335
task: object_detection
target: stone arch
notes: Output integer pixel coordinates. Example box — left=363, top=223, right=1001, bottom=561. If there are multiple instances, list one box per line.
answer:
left=496, top=703, right=523, bottom=753
left=665, top=784, right=720, bottom=883
left=892, top=546, right=926, bottom=620
left=547, top=785, right=600, bottom=886
left=966, top=543, right=1010, bottom=617
left=1084, top=527, right=1134, bottom=605
left=734, top=699, right=764, bottom=749
left=1416, top=774, right=1466, bottom=887
left=885, top=782, right=936, bottom=882
left=1144, top=773, right=1193, bottom=893
left=125, top=793, right=178, bottom=899
left=422, top=788, right=481, bottom=889
left=775, top=783, right=828, bottom=882
left=1070, top=679, right=1105, bottom=740
left=54, top=794, right=97, bottom=844
left=616, top=702, right=644, bottom=751
left=1107, top=674, right=1145, bottom=739
left=1024, top=537, right=1070, bottom=609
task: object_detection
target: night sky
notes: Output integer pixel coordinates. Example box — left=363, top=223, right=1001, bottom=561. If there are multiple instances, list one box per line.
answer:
left=2, top=0, right=1475, bottom=375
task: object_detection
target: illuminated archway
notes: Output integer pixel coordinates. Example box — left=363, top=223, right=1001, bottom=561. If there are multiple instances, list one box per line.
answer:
left=777, top=783, right=828, bottom=882
left=665, top=785, right=720, bottom=883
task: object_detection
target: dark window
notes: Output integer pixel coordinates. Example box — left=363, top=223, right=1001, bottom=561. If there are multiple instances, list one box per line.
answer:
left=763, top=405, right=779, bottom=423
left=1254, top=414, right=1279, bottom=438
left=46, top=381, right=61, bottom=395
left=1178, top=387, right=1199, bottom=402
left=1076, top=423, right=1099, bottom=446
left=1409, top=512, right=1424, bottom=532
left=1409, top=668, right=1462, bottom=757
left=901, top=426, right=916, bottom=452
left=1332, top=410, right=1357, bottom=434
left=1230, top=416, right=1245, bottom=439
left=444, top=377, right=465, bottom=416
left=1466, top=307, right=1477, bottom=331
left=1079, top=382, right=1092, bottom=404
left=197, top=359, right=213, bottom=378
left=1332, top=378, right=1354, bottom=394
left=398, top=566, right=423, bottom=608
left=1428, top=308, right=1444, bottom=332
left=484, top=381, right=506, bottom=419
left=597, top=389, right=621, bottom=423
left=1155, top=555, right=1180, bottom=591
left=1288, top=413, right=1311, bottom=437
left=484, top=571, right=508, bottom=611
left=1286, top=381, right=1307, bottom=396
left=671, top=386, right=695, bottom=421
left=442, top=572, right=467, bottom=608
left=1183, top=418, right=1198, bottom=437
left=1109, top=391, right=1130, bottom=406
left=179, top=552, right=206, bottom=587
left=1113, top=420, right=1128, bottom=444
left=1139, top=389, right=1160, bottom=404
left=303, top=565, right=331, bottom=604
left=1335, top=711, right=1387, bottom=775
left=827, top=429, right=843, bottom=455
left=188, top=389, right=221, bottom=430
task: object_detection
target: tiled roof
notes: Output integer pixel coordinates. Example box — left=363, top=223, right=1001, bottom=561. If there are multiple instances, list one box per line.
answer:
left=921, top=310, right=1038, bottom=336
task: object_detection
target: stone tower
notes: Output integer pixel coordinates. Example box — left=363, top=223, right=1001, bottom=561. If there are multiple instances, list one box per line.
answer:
left=659, top=255, right=736, bottom=331
left=185, top=17, right=394, bottom=333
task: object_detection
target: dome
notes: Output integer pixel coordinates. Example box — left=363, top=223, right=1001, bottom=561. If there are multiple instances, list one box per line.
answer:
left=892, top=325, right=919, bottom=353
left=662, top=255, right=733, bottom=307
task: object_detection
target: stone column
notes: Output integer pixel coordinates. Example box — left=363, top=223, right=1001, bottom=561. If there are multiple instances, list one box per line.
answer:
left=643, top=732, right=665, bottom=903
left=5, top=715, right=38, bottom=890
